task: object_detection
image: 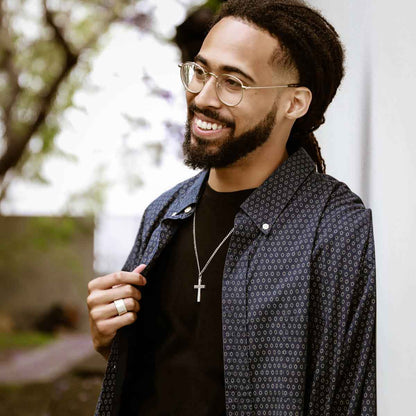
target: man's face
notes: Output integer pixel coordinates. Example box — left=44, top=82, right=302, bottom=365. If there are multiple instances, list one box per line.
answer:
left=183, top=17, right=294, bottom=169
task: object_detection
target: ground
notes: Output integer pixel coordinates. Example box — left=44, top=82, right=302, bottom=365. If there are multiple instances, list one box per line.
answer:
left=0, top=333, right=106, bottom=416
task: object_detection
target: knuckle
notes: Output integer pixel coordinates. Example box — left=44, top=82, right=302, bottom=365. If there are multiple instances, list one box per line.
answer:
left=96, top=321, right=108, bottom=335
left=90, top=309, right=98, bottom=321
left=131, top=298, right=139, bottom=311
left=115, top=271, right=123, bottom=284
left=125, top=298, right=134, bottom=311
left=126, top=285, right=135, bottom=297
left=90, top=307, right=103, bottom=321
left=132, top=299, right=140, bottom=312
left=86, top=294, right=95, bottom=309
left=89, top=276, right=102, bottom=292
left=89, top=278, right=102, bottom=294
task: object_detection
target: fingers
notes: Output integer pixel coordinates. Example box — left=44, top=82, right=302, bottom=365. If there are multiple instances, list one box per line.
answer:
left=90, top=297, right=140, bottom=321
left=88, top=284, right=143, bottom=309
left=87, top=265, right=147, bottom=356
left=91, top=312, right=138, bottom=348
left=88, top=266, right=147, bottom=292
left=132, top=264, right=147, bottom=274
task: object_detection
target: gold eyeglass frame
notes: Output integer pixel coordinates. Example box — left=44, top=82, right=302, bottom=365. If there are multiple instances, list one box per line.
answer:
left=179, top=61, right=301, bottom=107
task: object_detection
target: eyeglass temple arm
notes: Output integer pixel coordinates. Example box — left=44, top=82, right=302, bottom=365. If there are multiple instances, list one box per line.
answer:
left=242, top=84, right=301, bottom=90
left=178, top=64, right=301, bottom=89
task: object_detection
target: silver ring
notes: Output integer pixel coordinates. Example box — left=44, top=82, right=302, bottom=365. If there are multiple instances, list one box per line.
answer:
left=114, top=299, right=127, bottom=316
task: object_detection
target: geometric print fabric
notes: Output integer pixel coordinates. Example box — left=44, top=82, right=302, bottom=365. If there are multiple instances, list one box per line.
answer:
left=95, top=147, right=376, bottom=415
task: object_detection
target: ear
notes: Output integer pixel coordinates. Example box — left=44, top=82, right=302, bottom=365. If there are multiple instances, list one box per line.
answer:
left=285, top=87, right=312, bottom=120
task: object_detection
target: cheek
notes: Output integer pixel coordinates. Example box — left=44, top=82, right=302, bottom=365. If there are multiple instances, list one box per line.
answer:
left=233, top=113, right=249, bottom=135
left=186, top=91, right=195, bottom=106
left=233, top=101, right=271, bottom=134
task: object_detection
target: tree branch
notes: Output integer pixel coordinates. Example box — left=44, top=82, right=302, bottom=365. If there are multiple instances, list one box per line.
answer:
left=0, top=0, right=22, bottom=142
left=0, top=0, right=132, bottom=183
left=0, top=51, right=79, bottom=180
left=0, top=1, right=81, bottom=180
left=42, top=0, right=77, bottom=64
left=0, top=168, right=12, bottom=203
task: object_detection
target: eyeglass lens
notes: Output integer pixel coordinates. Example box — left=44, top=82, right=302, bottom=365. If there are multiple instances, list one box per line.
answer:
left=180, top=63, right=243, bottom=106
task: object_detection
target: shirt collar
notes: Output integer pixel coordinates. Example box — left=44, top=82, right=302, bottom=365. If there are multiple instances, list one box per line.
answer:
left=167, top=170, right=209, bottom=219
left=241, top=147, right=316, bottom=234
left=167, top=147, right=315, bottom=227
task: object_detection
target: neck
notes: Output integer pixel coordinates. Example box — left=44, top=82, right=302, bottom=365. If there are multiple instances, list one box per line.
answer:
left=208, top=141, right=289, bottom=192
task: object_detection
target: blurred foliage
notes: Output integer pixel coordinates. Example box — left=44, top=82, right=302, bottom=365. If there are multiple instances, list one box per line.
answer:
left=28, top=216, right=91, bottom=249
left=0, top=0, right=152, bottom=204
left=0, top=215, right=93, bottom=279
left=64, top=170, right=109, bottom=217
left=0, top=331, right=54, bottom=350
left=0, top=0, right=225, bottom=215
left=0, top=215, right=91, bottom=251
left=0, top=215, right=94, bottom=330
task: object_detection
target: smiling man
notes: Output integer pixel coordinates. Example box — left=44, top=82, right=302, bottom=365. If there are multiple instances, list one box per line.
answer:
left=88, top=1, right=376, bottom=415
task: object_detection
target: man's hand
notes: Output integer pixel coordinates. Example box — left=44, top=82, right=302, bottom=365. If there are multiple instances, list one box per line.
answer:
left=87, top=264, right=147, bottom=360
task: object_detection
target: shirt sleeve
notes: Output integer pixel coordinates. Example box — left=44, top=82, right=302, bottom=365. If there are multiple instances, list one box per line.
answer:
left=305, top=184, right=377, bottom=415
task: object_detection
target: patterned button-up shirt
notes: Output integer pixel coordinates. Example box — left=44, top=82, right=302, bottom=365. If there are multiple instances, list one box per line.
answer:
left=95, top=147, right=376, bottom=416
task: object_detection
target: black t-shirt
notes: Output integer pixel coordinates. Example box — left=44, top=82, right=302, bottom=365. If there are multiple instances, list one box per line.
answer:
left=120, top=182, right=254, bottom=415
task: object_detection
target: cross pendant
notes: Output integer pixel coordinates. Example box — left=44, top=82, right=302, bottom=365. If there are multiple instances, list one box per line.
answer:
left=194, top=276, right=206, bottom=303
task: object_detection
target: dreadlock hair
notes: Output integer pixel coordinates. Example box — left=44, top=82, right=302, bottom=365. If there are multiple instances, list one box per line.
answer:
left=212, top=0, right=345, bottom=173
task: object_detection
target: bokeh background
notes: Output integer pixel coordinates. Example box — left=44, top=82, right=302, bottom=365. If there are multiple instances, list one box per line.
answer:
left=0, top=0, right=415, bottom=414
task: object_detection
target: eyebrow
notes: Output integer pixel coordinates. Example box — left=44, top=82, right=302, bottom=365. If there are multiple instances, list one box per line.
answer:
left=194, top=54, right=256, bottom=84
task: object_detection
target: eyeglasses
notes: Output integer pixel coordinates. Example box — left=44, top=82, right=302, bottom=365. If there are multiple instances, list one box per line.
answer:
left=179, top=61, right=301, bottom=107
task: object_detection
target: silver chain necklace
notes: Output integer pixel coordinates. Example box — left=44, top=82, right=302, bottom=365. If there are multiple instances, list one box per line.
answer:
left=192, top=208, right=234, bottom=303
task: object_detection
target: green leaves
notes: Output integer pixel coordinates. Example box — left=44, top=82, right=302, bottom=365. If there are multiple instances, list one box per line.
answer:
left=0, top=0, right=146, bottom=199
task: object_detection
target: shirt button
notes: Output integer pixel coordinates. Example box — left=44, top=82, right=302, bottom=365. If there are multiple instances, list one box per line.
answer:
left=171, top=212, right=177, bottom=217
left=184, top=206, right=192, bottom=213
left=262, top=223, right=270, bottom=230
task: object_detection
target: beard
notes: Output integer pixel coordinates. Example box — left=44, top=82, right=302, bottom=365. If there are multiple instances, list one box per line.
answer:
left=183, top=102, right=277, bottom=169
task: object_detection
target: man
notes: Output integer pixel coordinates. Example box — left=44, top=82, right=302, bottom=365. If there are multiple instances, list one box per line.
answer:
left=88, top=0, right=376, bottom=415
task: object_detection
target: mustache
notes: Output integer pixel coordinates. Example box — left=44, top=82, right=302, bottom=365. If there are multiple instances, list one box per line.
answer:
left=188, top=103, right=235, bottom=128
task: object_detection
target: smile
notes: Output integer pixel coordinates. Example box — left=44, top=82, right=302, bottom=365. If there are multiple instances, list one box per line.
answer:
left=195, top=117, right=225, bottom=131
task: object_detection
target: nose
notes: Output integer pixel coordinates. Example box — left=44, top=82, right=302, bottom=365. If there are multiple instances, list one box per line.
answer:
left=193, top=75, right=222, bottom=109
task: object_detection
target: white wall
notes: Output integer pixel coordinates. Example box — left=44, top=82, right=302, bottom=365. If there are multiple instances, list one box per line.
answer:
left=311, top=1, right=416, bottom=414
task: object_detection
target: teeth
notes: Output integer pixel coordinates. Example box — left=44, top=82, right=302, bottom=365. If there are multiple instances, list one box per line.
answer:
left=196, top=118, right=224, bottom=131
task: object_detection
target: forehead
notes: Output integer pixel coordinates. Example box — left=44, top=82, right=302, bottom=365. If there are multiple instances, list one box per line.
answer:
left=199, top=17, right=279, bottom=78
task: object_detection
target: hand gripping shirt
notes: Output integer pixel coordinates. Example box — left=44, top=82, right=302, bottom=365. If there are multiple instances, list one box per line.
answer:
left=95, top=147, right=377, bottom=416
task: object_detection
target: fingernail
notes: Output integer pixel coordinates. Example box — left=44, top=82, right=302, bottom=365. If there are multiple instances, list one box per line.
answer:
left=141, top=276, right=147, bottom=285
